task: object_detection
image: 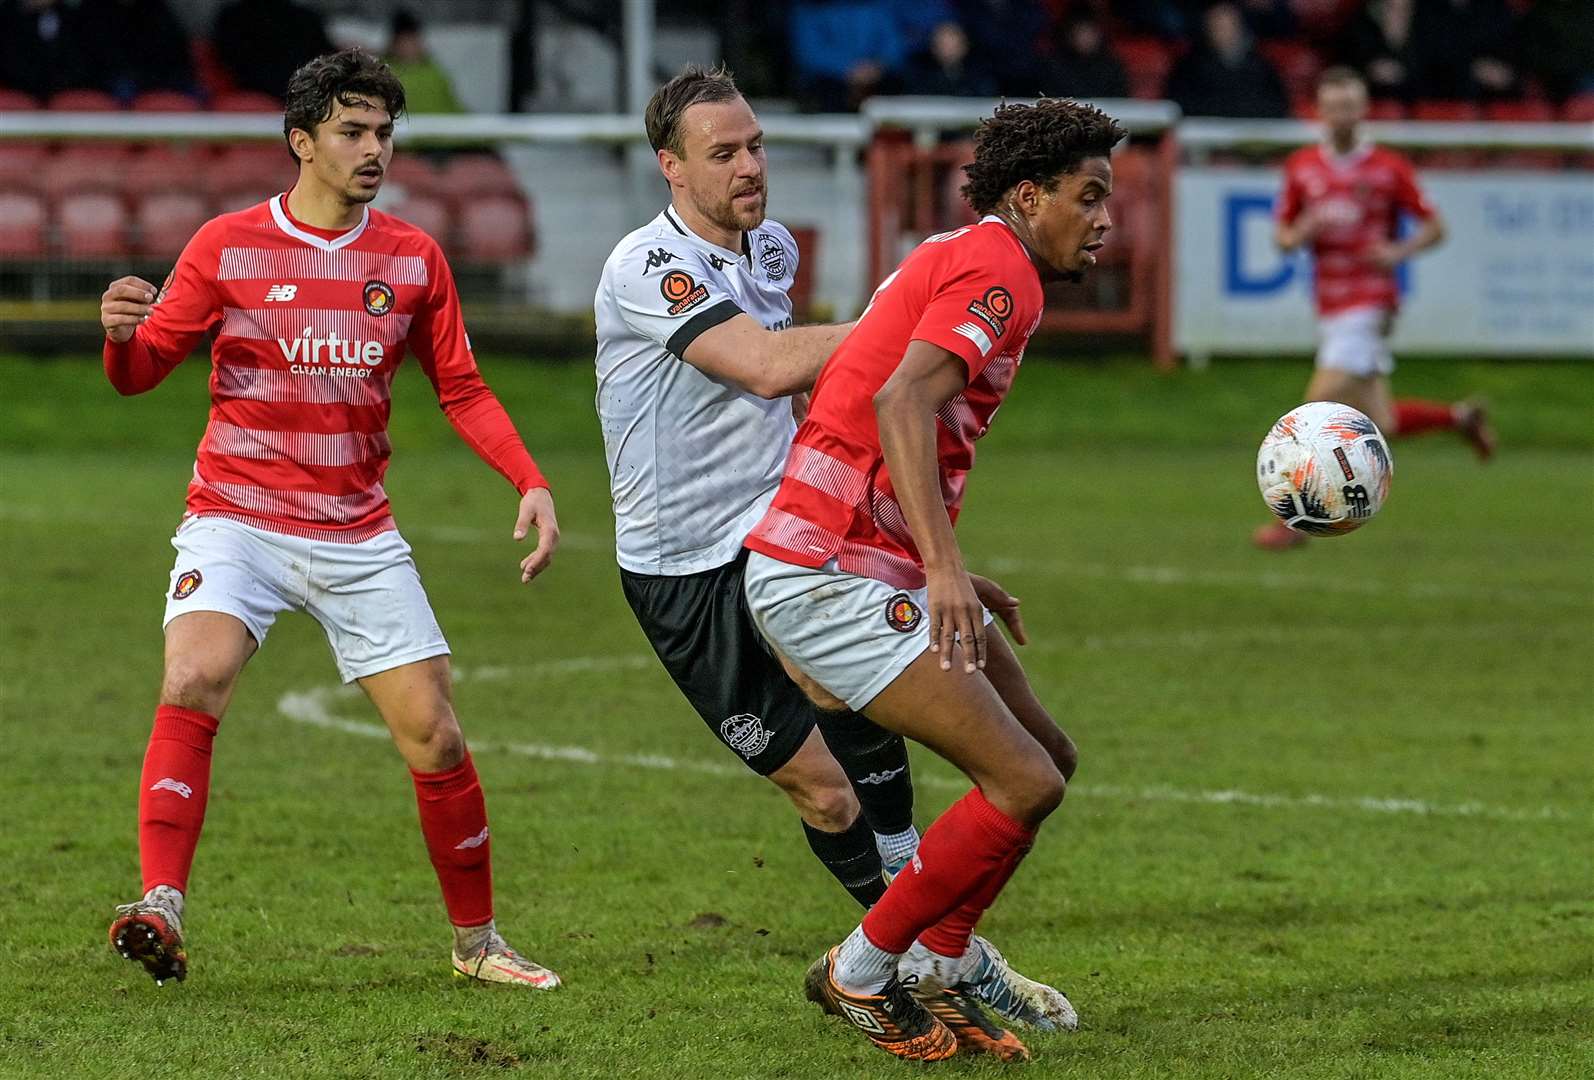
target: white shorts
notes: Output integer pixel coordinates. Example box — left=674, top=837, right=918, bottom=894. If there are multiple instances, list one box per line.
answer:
left=163, top=516, right=450, bottom=683
left=743, top=550, right=992, bottom=712
left=1316, top=306, right=1395, bottom=377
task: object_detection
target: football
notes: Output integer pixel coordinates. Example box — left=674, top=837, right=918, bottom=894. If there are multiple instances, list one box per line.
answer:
left=1257, top=402, right=1394, bottom=535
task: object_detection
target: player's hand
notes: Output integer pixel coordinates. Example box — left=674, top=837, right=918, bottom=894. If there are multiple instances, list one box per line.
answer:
left=101, top=276, right=159, bottom=343
left=791, top=392, right=810, bottom=424
left=512, top=486, right=559, bottom=584
left=969, top=572, right=1027, bottom=646
left=1364, top=242, right=1404, bottom=269
left=927, top=564, right=985, bottom=674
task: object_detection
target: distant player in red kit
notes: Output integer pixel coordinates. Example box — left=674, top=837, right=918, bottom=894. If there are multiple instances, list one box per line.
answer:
left=742, top=100, right=1125, bottom=1062
left=1255, top=66, right=1495, bottom=550
left=99, top=50, right=561, bottom=989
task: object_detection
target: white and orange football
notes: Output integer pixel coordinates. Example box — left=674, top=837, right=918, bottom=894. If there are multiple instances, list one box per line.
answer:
left=1257, top=402, right=1393, bottom=536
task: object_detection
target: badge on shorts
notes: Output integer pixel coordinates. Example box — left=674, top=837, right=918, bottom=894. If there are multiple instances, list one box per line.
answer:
left=884, top=592, right=922, bottom=633
left=172, top=569, right=203, bottom=600
left=720, top=713, right=773, bottom=759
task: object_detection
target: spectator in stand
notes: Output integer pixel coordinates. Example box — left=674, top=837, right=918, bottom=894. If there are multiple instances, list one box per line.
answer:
left=1414, top=0, right=1519, bottom=101
left=80, top=0, right=197, bottom=104
left=901, top=21, right=998, bottom=98
left=0, top=0, right=92, bottom=101
left=1338, top=0, right=1424, bottom=102
left=1166, top=2, right=1289, bottom=118
left=386, top=8, right=463, bottom=114
left=790, top=0, right=907, bottom=112
left=1516, top=0, right=1594, bottom=102
left=213, top=0, right=334, bottom=99
left=956, top=0, right=1056, bottom=97
left=1047, top=11, right=1129, bottom=100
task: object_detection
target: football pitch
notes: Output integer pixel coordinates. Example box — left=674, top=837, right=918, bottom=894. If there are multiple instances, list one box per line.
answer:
left=1, top=353, right=1589, bottom=1079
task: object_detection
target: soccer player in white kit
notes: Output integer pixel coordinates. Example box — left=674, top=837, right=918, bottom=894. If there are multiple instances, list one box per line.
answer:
left=100, top=50, right=560, bottom=989
left=593, top=65, right=1073, bottom=1033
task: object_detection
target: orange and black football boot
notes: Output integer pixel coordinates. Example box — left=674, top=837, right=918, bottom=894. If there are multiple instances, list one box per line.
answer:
left=803, top=947, right=958, bottom=1061
left=914, top=984, right=1031, bottom=1062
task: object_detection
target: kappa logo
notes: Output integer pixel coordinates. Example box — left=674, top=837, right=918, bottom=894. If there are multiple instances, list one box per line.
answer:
left=708, top=254, right=728, bottom=271
left=837, top=1000, right=888, bottom=1035
left=660, top=269, right=709, bottom=315
left=966, top=285, right=1013, bottom=338
left=720, top=713, right=773, bottom=759
left=757, top=233, right=788, bottom=279
left=454, top=827, right=490, bottom=851
left=643, top=247, right=679, bottom=272
left=264, top=283, right=298, bottom=302
left=884, top=592, right=923, bottom=633
left=362, top=279, right=395, bottom=317
left=150, top=777, right=193, bottom=799
left=172, top=568, right=203, bottom=600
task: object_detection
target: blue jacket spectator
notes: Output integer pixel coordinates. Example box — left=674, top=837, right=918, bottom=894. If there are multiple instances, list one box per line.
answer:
left=790, top=0, right=908, bottom=111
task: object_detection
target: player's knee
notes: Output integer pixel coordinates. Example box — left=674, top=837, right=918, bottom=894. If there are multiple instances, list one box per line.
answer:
left=1013, top=761, right=1066, bottom=823
left=1053, top=731, right=1079, bottom=783
left=777, top=771, right=858, bottom=832
left=403, top=708, right=465, bottom=771
left=159, top=657, right=235, bottom=714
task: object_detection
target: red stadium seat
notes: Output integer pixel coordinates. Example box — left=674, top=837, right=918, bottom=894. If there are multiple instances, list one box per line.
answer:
left=211, top=90, right=282, bottom=113
left=48, top=89, right=122, bottom=111
left=190, top=38, right=235, bottom=100
left=0, top=142, right=49, bottom=191
left=121, top=145, right=213, bottom=197
left=212, top=187, right=280, bottom=214
left=1367, top=99, right=1408, bottom=120
left=1258, top=40, right=1324, bottom=101
left=1484, top=100, right=1555, bottom=122
left=132, top=91, right=205, bottom=113
left=384, top=155, right=448, bottom=198
left=1411, top=100, right=1482, bottom=122
left=0, top=191, right=48, bottom=256
left=56, top=192, right=130, bottom=257
left=204, top=144, right=296, bottom=197
left=43, top=144, right=135, bottom=194
left=439, top=154, right=520, bottom=198
left=388, top=195, right=452, bottom=246
left=134, top=191, right=210, bottom=258
left=1561, top=93, right=1594, bottom=122
left=0, top=88, right=40, bottom=110
left=458, top=195, right=532, bottom=262
left=1115, top=37, right=1180, bottom=100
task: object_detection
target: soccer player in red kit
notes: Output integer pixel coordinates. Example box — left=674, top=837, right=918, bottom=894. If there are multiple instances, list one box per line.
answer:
left=100, top=50, right=561, bottom=989
left=742, top=100, right=1126, bottom=1062
left=1255, top=66, right=1495, bottom=550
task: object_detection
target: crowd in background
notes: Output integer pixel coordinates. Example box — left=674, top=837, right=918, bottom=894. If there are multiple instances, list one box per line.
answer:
left=1, top=0, right=1591, bottom=118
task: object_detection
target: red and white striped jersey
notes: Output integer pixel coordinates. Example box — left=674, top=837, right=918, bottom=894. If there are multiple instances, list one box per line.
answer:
left=104, top=194, right=546, bottom=541
left=1277, top=143, right=1436, bottom=317
left=744, top=217, right=1044, bottom=589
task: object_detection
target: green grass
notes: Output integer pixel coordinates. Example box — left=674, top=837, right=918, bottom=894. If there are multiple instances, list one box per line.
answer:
left=1, top=354, right=1590, bottom=1079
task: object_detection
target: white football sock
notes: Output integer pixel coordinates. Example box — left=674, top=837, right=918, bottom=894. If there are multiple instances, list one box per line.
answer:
left=875, top=825, right=920, bottom=873
left=832, top=924, right=901, bottom=994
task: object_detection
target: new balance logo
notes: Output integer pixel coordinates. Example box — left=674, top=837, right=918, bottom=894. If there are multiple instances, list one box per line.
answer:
left=643, top=248, right=678, bottom=272
left=454, top=827, right=490, bottom=850
left=837, top=1000, right=888, bottom=1035
left=263, top=284, right=298, bottom=302
left=150, top=777, right=193, bottom=799
left=854, top=765, right=906, bottom=785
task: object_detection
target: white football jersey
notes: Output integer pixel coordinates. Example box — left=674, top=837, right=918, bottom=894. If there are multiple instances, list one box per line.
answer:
left=594, top=207, right=800, bottom=575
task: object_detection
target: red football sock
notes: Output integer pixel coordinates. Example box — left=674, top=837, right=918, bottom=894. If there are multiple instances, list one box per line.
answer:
left=861, top=788, right=1035, bottom=954
left=138, top=705, right=219, bottom=894
left=411, top=753, right=494, bottom=928
left=1393, top=399, right=1456, bottom=438
left=916, top=842, right=1029, bottom=959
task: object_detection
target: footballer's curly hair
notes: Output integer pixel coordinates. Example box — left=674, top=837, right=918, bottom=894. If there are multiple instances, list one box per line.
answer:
left=282, top=48, right=407, bottom=164
left=960, top=100, right=1127, bottom=216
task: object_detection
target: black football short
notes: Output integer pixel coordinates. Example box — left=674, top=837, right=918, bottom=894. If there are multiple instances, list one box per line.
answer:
left=620, top=550, right=816, bottom=776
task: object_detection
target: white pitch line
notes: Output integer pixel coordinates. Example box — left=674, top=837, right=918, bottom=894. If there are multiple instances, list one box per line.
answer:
left=276, top=666, right=1580, bottom=827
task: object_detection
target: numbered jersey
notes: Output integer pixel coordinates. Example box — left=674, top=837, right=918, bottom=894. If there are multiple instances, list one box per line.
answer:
left=1277, top=142, right=1436, bottom=317
left=745, top=216, right=1044, bottom=590
left=594, top=207, right=801, bottom=575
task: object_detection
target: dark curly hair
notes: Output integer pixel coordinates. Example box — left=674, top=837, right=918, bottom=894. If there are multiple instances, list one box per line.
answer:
left=282, top=48, right=407, bottom=164
left=960, top=100, right=1127, bottom=216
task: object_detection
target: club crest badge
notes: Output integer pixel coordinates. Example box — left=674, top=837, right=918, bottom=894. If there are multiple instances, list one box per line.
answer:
left=362, top=279, right=395, bottom=317
left=720, top=713, right=773, bottom=759
left=757, top=234, right=788, bottom=280
left=172, top=569, right=203, bottom=600
left=884, top=592, right=923, bottom=633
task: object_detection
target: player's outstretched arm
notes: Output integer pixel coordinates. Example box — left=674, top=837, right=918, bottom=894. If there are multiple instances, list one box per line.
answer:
left=874, top=339, right=985, bottom=674
left=682, top=315, right=853, bottom=399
